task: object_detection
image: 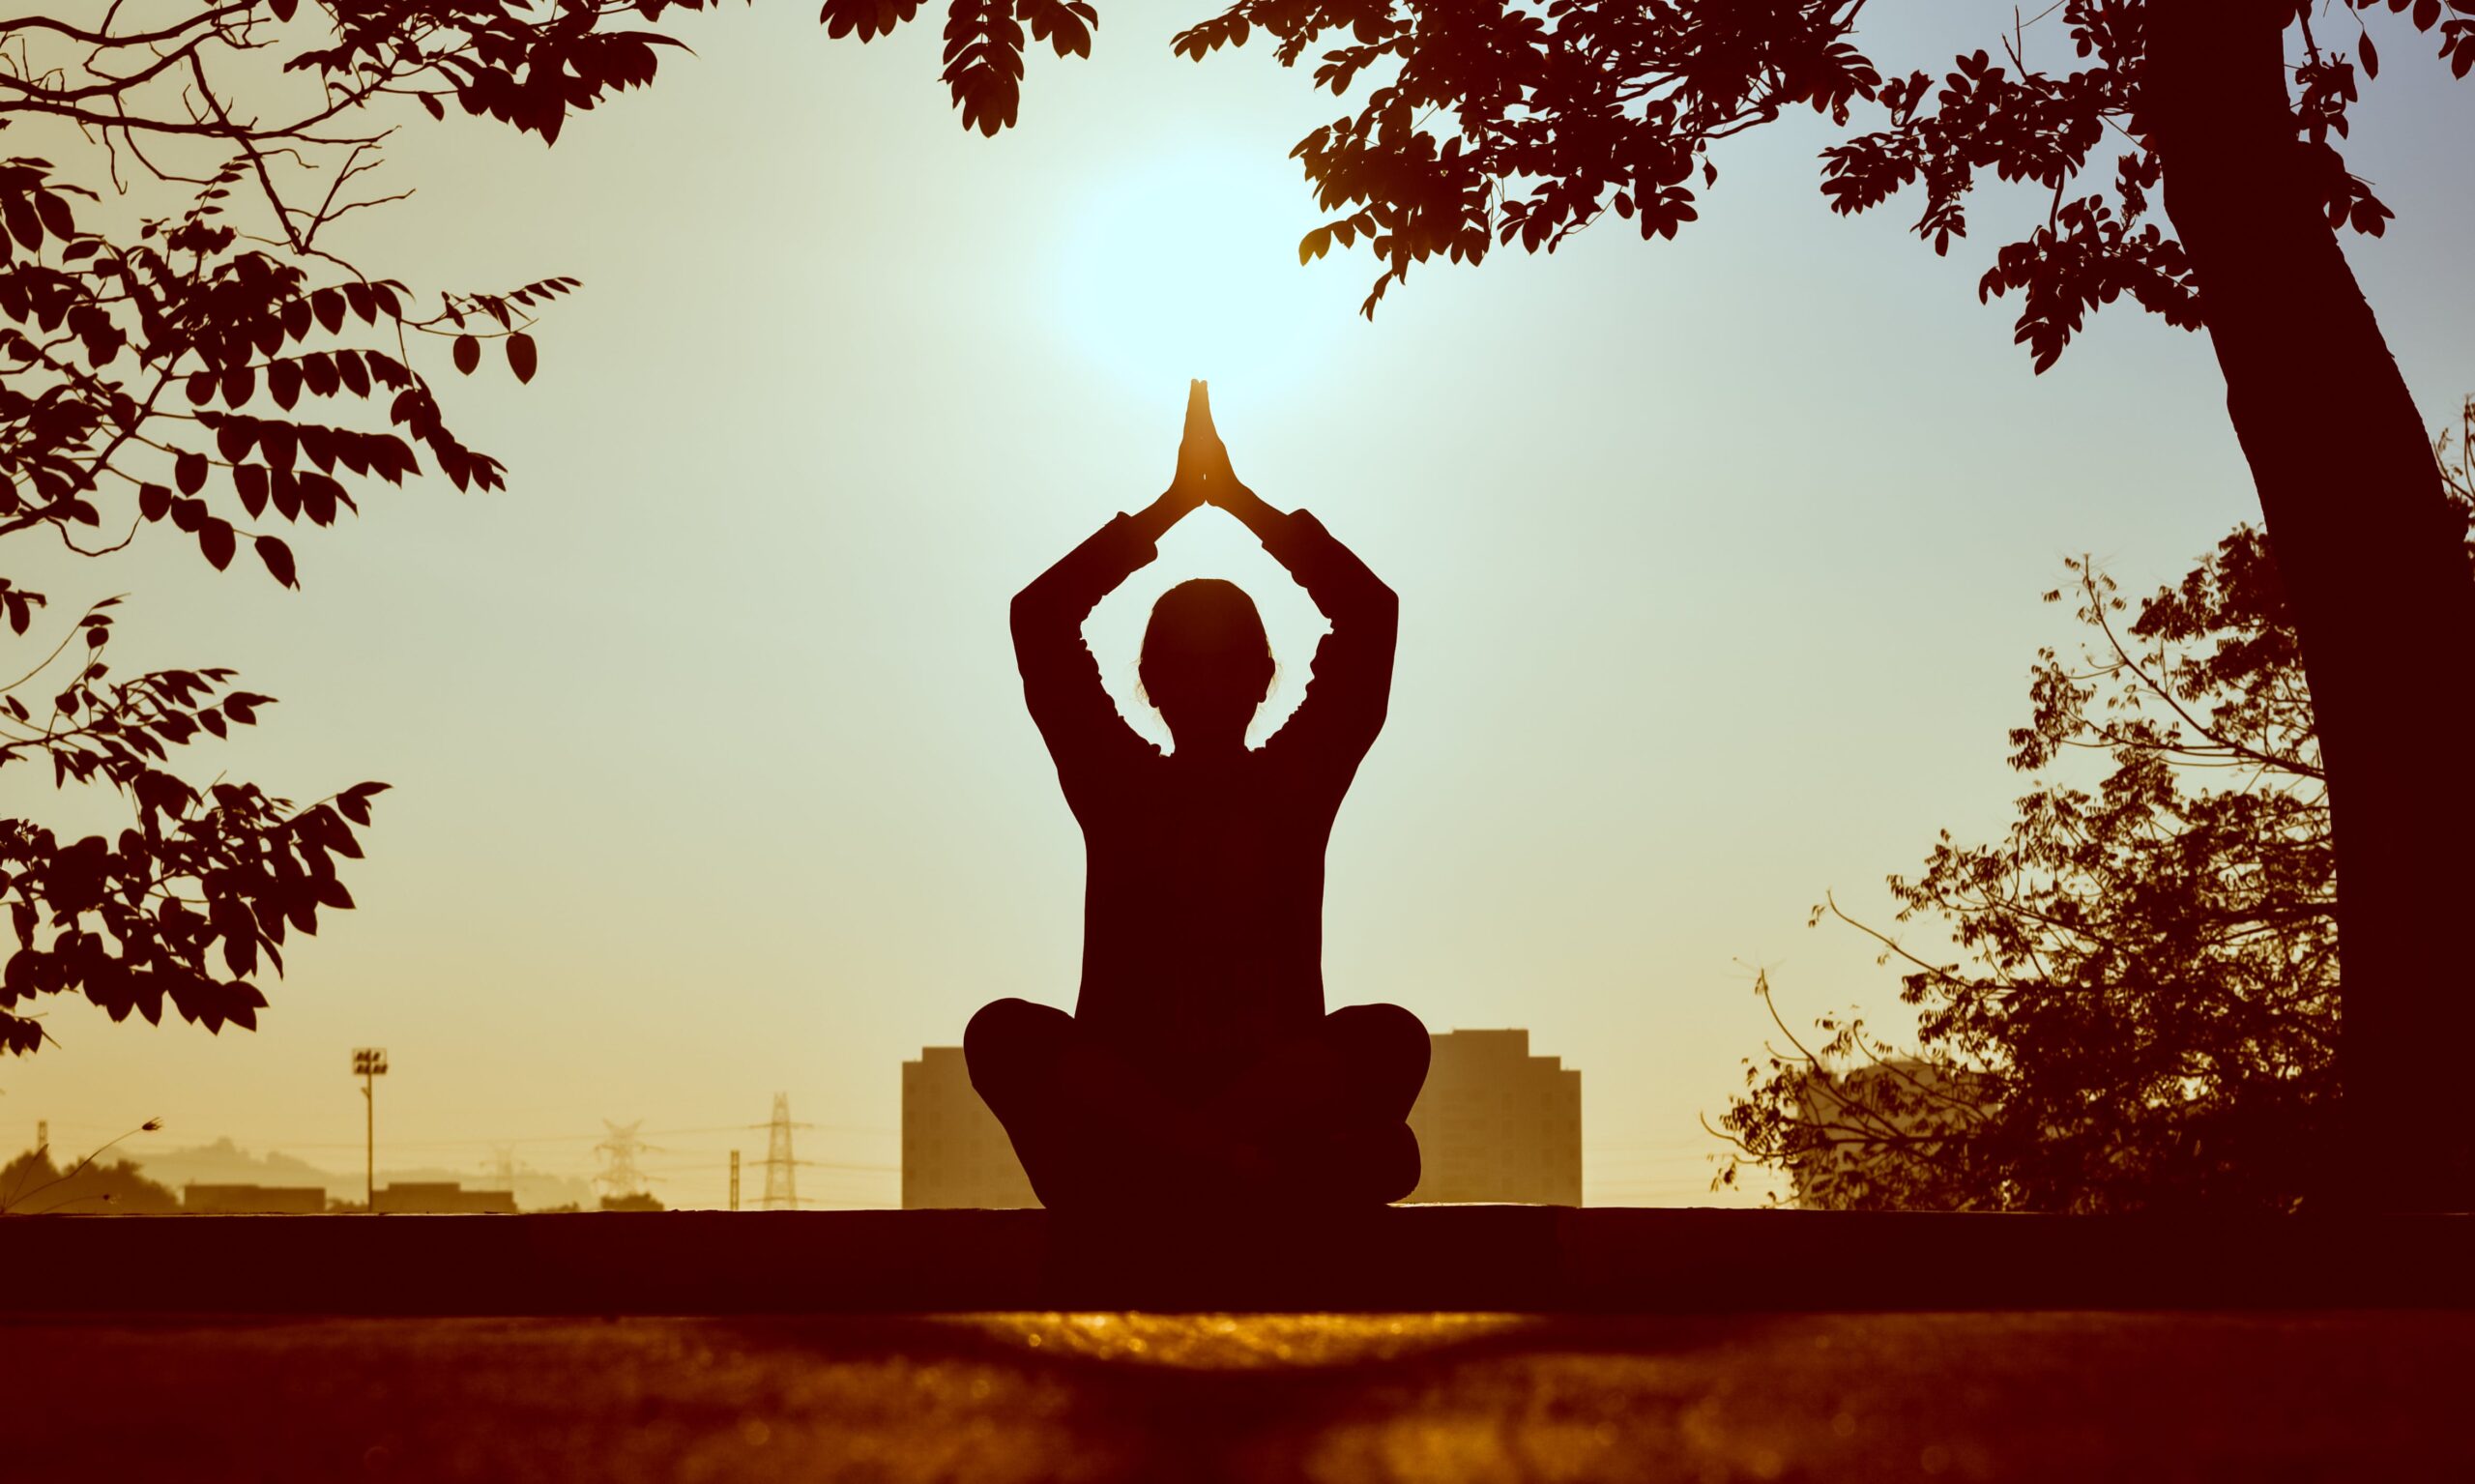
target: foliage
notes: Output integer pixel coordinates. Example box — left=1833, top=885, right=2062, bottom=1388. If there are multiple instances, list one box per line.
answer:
left=1135, top=0, right=2465, bottom=360
left=1, top=1121, right=179, bottom=1213
left=1711, top=401, right=2475, bottom=1212
left=0, top=4, right=729, bottom=1058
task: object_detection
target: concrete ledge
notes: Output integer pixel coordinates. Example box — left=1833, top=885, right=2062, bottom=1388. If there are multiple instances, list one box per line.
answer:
left=7, top=1207, right=2470, bottom=1315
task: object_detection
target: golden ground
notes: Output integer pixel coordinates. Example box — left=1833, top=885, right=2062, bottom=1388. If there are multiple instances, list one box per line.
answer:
left=8, top=1311, right=2470, bottom=1482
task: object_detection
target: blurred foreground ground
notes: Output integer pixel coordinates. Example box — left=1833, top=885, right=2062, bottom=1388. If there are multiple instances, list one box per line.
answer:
left=7, top=1310, right=2468, bottom=1482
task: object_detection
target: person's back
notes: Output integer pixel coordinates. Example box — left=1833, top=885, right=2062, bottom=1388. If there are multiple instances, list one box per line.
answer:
left=968, top=383, right=1427, bottom=1208
left=1076, top=745, right=1334, bottom=1080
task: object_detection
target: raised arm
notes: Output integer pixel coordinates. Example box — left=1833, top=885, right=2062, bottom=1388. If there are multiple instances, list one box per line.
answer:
left=1010, top=390, right=1213, bottom=789
left=1255, top=503, right=1400, bottom=774
left=1187, top=385, right=1399, bottom=775
left=1011, top=490, right=1193, bottom=784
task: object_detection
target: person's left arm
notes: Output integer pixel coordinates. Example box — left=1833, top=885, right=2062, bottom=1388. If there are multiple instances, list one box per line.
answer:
left=1192, top=405, right=1397, bottom=772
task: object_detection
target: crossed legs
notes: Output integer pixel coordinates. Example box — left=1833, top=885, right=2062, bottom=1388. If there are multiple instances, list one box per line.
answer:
left=964, top=998, right=1430, bottom=1209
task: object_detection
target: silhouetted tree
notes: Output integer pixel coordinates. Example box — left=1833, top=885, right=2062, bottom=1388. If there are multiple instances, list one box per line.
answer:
left=1713, top=402, right=2475, bottom=1212
left=1134, top=0, right=2475, bottom=1205
left=1, top=1127, right=180, bottom=1214
left=0, top=5, right=784, bottom=1059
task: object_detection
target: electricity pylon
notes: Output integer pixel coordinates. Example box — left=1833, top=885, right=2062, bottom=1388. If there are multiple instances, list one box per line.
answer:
left=593, top=1120, right=657, bottom=1202
left=760, top=1093, right=800, bottom=1209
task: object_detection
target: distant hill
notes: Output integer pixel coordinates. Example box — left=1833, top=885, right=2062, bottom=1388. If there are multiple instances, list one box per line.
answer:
left=125, top=1137, right=335, bottom=1196
left=76, top=1137, right=597, bottom=1212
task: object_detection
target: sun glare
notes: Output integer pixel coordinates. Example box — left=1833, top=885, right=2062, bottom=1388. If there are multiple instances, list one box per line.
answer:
left=1052, top=146, right=1362, bottom=396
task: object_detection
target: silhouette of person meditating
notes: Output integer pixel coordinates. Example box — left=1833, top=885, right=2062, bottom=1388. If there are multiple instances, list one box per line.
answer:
left=969, top=382, right=1430, bottom=1209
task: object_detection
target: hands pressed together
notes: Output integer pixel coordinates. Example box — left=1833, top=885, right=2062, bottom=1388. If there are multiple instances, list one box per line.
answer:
left=1135, top=380, right=1283, bottom=544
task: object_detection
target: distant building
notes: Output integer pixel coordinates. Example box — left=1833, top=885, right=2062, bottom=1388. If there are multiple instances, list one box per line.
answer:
left=901, top=1025, right=1584, bottom=1208
left=1405, top=1029, right=1583, bottom=1206
left=371, top=1181, right=516, bottom=1214
left=184, top=1182, right=325, bottom=1214
left=903, top=1046, right=1038, bottom=1208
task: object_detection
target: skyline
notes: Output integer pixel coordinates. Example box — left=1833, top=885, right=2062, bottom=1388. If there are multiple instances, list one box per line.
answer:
left=14, top=1025, right=1613, bottom=1210
left=6, top=2, right=2473, bottom=1208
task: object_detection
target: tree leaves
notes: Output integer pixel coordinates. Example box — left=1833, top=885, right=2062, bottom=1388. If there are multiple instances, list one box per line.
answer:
left=1723, top=535, right=2359, bottom=1210
left=4, top=193, right=43, bottom=252
left=1148, top=0, right=2466, bottom=371
left=1018, top=0, right=1098, bottom=59
left=197, top=519, right=236, bottom=571
left=254, top=536, right=297, bottom=590
left=941, top=0, right=1029, bottom=135
left=402, top=15, right=687, bottom=144
left=0, top=723, right=387, bottom=1051
left=821, top=0, right=924, bottom=42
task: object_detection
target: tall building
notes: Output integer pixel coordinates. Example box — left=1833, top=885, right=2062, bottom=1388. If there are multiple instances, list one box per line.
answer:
left=900, top=1025, right=1585, bottom=1208
left=1405, top=1029, right=1583, bottom=1206
left=902, top=1046, right=1039, bottom=1208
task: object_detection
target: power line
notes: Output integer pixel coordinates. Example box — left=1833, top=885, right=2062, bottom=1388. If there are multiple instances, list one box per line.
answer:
left=635, top=1159, right=893, bottom=1175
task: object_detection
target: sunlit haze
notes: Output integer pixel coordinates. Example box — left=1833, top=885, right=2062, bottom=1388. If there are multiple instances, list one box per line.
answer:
left=1054, top=146, right=1362, bottom=394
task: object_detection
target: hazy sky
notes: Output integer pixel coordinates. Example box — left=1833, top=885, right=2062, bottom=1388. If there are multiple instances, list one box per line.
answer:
left=9, top=3, right=2472, bottom=1207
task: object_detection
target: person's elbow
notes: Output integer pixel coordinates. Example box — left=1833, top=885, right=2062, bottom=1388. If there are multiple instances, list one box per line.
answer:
left=1009, top=585, right=1051, bottom=645
left=1363, top=578, right=1401, bottom=633
left=1326, top=577, right=1398, bottom=647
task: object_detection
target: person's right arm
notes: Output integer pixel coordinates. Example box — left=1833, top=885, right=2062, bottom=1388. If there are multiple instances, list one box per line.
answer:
left=1012, top=483, right=1200, bottom=784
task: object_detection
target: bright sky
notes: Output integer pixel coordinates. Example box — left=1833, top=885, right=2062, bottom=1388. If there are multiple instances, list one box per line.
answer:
left=8, top=4, right=2472, bottom=1208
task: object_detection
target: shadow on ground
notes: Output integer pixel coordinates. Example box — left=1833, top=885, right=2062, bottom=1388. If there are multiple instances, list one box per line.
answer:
left=6, top=1310, right=2469, bottom=1482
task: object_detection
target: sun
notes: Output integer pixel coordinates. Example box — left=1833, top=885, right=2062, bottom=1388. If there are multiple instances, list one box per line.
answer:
left=1051, top=144, right=1363, bottom=398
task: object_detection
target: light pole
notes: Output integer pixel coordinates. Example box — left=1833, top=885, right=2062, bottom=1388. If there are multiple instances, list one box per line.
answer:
left=352, top=1047, right=388, bottom=1209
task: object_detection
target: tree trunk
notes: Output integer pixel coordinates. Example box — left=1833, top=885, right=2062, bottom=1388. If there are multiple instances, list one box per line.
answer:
left=2147, top=0, right=2475, bottom=1209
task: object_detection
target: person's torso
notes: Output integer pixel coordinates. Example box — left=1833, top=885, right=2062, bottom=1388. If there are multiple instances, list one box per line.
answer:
left=1069, top=749, right=1338, bottom=1074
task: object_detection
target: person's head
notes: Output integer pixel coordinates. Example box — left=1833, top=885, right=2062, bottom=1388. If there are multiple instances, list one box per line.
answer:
left=1139, top=578, right=1274, bottom=749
